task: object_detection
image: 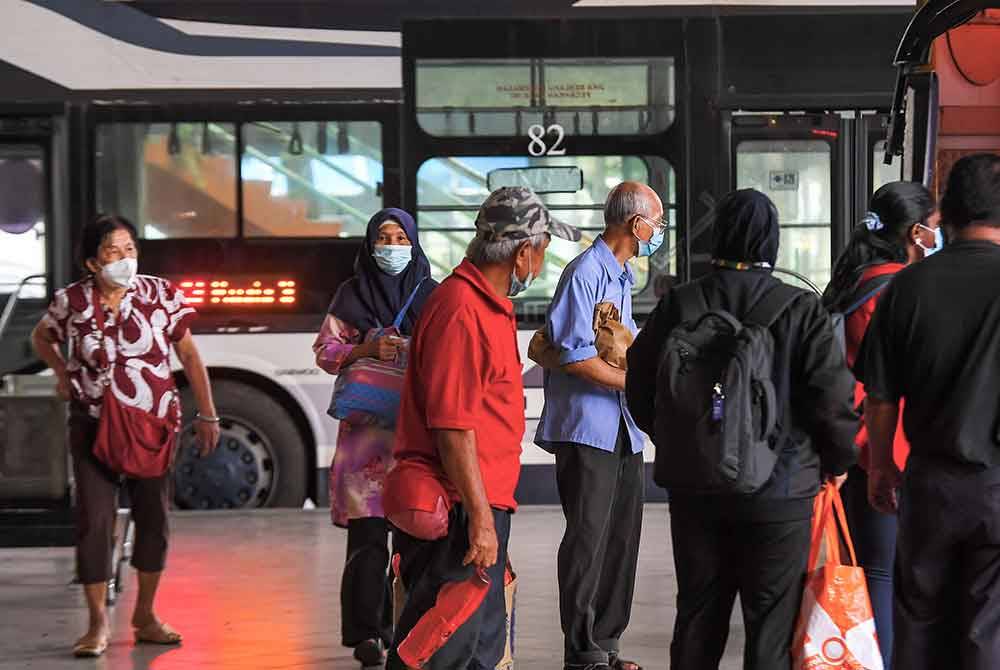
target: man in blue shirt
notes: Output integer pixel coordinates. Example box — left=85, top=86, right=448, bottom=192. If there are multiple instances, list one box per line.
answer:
left=536, top=181, right=664, bottom=670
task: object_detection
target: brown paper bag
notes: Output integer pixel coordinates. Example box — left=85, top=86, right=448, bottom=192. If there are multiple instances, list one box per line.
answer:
left=528, top=326, right=562, bottom=369
left=527, top=302, right=633, bottom=371
left=593, top=302, right=634, bottom=370
left=496, top=564, right=517, bottom=670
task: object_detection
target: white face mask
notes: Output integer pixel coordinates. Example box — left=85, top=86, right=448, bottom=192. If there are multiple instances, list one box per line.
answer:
left=101, top=257, right=138, bottom=288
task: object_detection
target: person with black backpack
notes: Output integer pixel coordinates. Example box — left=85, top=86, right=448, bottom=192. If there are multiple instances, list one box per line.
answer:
left=820, top=181, right=939, bottom=670
left=624, top=188, right=858, bottom=670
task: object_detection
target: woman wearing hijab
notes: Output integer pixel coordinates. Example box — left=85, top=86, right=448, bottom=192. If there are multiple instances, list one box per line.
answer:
left=313, top=208, right=437, bottom=667
left=821, top=182, right=939, bottom=669
left=625, top=189, right=857, bottom=670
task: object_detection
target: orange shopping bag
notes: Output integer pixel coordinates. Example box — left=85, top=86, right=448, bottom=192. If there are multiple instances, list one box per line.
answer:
left=792, top=482, right=884, bottom=670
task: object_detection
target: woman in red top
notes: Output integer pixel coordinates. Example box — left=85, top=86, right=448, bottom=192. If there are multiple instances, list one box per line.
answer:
left=822, top=181, right=940, bottom=669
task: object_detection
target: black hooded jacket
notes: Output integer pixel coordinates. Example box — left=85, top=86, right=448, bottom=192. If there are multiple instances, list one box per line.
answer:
left=626, top=190, right=858, bottom=521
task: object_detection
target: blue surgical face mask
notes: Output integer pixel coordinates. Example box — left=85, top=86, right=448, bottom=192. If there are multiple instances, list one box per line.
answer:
left=373, top=245, right=412, bottom=275
left=508, top=247, right=535, bottom=298
left=635, top=217, right=666, bottom=258
left=916, top=224, right=944, bottom=257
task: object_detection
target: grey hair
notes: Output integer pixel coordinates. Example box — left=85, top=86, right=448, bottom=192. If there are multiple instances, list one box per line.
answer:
left=604, top=184, right=658, bottom=227
left=466, top=233, right=548, bottom=266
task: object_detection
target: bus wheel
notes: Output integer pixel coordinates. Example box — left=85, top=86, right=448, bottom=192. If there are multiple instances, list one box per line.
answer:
left=174, top=380, right=307, bottom=509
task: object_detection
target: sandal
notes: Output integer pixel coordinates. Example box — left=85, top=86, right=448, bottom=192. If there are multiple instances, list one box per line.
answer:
left=72, top=633, right=109, bottom=658
left=134, top=620, right=183, bottom=645
left=609, top=654, right=643, bottom=670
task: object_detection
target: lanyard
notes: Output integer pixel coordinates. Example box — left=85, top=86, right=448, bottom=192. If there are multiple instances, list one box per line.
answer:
left=711, top=258, right=773, bottom=271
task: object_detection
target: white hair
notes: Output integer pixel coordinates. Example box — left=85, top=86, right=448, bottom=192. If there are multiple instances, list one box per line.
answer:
left=466, top=233, right=548, bottom=266
left=604, top=185, right=659, bottom=227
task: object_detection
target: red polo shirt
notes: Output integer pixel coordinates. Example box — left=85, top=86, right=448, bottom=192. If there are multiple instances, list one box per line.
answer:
left=390, top=259, right=524, bottom=511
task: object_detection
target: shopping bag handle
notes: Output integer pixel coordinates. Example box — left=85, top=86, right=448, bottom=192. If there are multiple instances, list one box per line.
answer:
left=830, top=483, right=858, bottom=566
left=807, top=481, right=858, bottom=571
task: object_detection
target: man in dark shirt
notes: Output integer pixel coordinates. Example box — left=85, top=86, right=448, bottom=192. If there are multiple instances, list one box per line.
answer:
left=858, top=153, right=1000, bottom=670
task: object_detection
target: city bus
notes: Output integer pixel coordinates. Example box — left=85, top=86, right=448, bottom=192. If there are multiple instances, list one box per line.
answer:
left=0, top=0, right=915, bottom=513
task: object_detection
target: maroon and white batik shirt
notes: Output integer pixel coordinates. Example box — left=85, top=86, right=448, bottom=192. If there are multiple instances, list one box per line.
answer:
left=43, top=274, right=197, bottom=422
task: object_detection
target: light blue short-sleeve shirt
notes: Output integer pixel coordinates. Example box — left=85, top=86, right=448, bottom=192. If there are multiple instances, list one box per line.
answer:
left=534, top=236, right=645, bottom=454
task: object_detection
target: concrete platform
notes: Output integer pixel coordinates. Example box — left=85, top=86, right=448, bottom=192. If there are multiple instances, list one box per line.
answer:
left=0, top=505, right=745, bottom=669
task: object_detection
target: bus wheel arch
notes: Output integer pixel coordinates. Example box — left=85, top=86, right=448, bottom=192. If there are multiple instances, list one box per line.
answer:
left=173, top=368, right=316, bottom=509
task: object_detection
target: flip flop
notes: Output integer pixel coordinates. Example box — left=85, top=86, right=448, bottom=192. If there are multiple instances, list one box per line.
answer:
left=72, top=634, right=109, bottom=657
left=134, top=621, right=183, bottom=645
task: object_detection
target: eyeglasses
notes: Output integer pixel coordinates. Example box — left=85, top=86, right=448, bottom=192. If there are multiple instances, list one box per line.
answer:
left=637, top=215, right=669, bottom=233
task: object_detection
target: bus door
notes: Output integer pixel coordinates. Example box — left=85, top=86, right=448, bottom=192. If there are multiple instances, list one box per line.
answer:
left=861, top=112, right=904, bottom=204
left=0, top=116, right=55, bottom=375
left=0, top=113, right=72, bottom=516
left=726, top=112, right=848, bottom=294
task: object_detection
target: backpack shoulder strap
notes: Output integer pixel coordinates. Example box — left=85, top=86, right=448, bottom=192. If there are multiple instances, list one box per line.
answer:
left=745, top=282, right=804, bottom=329
left=674, top=284, right=710, bottom=322
left=843, top=273, right=893, bottom=316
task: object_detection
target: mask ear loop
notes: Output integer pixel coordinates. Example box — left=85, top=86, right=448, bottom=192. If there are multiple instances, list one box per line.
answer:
left=516, top=240, right=534, bottom=286
left=915, top=221, right=935, bottom=244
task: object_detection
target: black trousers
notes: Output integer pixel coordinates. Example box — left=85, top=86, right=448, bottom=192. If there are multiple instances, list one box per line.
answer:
left=70, top=414, right=171, bottom=584
left=555, top=422, right=644, bottom=666
left=387, top=505, right=511, bottom=670
left=893, top=462, right=1000, bottom=670
left=342, top=517, right=393, bottom=647
left=668, top=505, right=811, bottom=670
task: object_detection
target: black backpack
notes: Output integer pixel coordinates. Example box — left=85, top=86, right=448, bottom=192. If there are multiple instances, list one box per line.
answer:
left=828, top=274, right=894, bottom=356
left=653, top=282, right=803, bottom=494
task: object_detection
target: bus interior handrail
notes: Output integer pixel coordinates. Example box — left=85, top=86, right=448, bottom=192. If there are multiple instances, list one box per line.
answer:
left=773, top=267, right=822, bottom=296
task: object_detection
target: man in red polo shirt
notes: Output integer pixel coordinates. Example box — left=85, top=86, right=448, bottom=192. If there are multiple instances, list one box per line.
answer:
left=385, top=187, right=579, bottom=670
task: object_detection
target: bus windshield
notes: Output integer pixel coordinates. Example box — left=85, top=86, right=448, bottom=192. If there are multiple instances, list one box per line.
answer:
left=416, top=154, right=677, bottom=300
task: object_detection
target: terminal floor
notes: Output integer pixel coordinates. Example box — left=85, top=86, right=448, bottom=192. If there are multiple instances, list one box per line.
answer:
left=0, top=505, right=746, bottom=670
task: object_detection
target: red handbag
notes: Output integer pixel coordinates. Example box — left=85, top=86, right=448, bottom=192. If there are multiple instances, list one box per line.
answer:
left=90, top=287, right=177, bottom=479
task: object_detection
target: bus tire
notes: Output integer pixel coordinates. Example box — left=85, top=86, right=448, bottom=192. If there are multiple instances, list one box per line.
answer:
left=176, top=380, right=308, bottom=509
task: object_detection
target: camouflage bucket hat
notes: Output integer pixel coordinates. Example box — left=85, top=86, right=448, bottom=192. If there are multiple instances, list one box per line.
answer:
left=474, top=187, right=582, bottom=243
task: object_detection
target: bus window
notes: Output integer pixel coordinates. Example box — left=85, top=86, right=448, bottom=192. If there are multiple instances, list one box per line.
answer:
left=416, top=155, right=676, bottom=299
left=416, top=58, right=675, bottom=138
left=241, top=121, right=383, bottom=238
left=736, top=140, right=833, bottom=290
left=96, top=122, right=238, bottom=239
left=0, top=145, right=46, bottom=299
left=872, top=139, right=903, bottom=194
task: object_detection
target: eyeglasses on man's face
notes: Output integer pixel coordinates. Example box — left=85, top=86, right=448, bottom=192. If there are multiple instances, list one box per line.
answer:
left=637, top=214, right=669, bottom=233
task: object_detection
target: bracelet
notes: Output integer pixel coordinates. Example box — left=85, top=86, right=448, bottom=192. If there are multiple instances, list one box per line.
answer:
left=195, top=413, right=221, bottom=423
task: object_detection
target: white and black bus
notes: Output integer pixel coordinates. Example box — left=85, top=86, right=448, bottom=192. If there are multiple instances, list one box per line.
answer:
left=0, top=0, right=912, bottom=512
